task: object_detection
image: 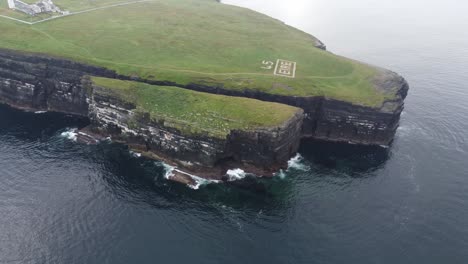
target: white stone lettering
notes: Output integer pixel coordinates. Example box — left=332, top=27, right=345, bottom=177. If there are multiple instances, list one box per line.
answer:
left=274, top=59, right=297, bottom=78
left=261, top=60, right=274, bottom=70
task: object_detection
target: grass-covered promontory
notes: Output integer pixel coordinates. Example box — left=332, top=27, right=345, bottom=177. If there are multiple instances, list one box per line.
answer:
left=92, top=77, right=300, bottom=138
left=0, top=0, right=395, bottom=106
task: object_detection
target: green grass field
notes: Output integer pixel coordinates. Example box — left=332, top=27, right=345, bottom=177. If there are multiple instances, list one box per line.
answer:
left=92, top=76, right=300, bottom=138
left=0, top=0, right=396, bottom=106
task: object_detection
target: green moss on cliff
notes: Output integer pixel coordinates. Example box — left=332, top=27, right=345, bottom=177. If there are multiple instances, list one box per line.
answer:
left=92, top=77, right=300, bottom=138
left=0, top=0, right=394, bottom=107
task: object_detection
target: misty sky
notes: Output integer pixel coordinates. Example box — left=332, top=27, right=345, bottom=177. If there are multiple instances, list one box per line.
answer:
left=222, top=0, right=468, bottom=30
left=222, top=0, right=468, bottom=56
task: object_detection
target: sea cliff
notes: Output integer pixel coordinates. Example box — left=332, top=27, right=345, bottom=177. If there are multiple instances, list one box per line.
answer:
left=0, top=49, right=309, bottom=182
left=87, top=77, right=304, bottom=180
left=0, top=48, right=409, bottom=184
left=0, top=49, right=408, bottom=148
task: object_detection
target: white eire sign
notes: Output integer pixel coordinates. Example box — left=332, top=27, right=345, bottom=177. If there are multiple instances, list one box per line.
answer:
left=274, top=59, right=296, bottom=78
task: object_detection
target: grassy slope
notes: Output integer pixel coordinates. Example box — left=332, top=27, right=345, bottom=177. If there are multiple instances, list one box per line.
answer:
left=0, top=0, right=394, bottom=106
left=92, top=76, right=299, bottom=138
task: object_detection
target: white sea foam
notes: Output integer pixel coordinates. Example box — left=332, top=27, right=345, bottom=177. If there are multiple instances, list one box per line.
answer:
left=225, top=168, right=247, bottom=181
left=161, top=163, right=175, bottom=180
left=275, top=169, right=287, bottom=179
left=275, top=154, right=310, bottom=179
left=172, top=168, right=221, bottom=189
left=287, top=154, right=309, bottom=171
left=34, top=111, right=47, bottom=114
left=156, top=160, right=220, bottom=189
left=129, top=150, right=142, bottom=158
left=60, top=128, right=78, bottom=141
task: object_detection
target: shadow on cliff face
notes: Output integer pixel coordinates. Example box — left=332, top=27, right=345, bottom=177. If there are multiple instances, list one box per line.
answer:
left=299, top=139, right=391, bottom=176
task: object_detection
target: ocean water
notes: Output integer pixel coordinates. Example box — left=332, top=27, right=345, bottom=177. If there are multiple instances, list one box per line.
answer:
left=1, top=0, right=468, bottom=263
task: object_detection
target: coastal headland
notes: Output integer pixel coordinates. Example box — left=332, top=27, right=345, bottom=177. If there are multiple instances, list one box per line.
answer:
left=0, top=0, right=408, bottom=185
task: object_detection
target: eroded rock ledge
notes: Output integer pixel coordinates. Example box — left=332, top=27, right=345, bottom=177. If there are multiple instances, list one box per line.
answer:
left=0, top=48, right=408, bottom=179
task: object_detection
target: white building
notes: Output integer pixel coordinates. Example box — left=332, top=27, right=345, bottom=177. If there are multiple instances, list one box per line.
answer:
left=7, top=0, right=67, bottom=16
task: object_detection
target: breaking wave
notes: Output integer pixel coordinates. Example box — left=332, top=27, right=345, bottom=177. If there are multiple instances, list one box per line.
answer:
left=173, top=168, right=221, bottom=190
left=155, top=155, right=310, bottom=188
left=287, top=154, right=309, bottom=171
left=129, top=150, right=142, bottom=158
left=275, top=154, right=310, bottom=179
left=156, top=161, right=221, bottom=190
left=226, top=168, right=247, bottom=181
left=60, top=128, right=78, bottom=141
left=158, top=162, right=175, bottom=180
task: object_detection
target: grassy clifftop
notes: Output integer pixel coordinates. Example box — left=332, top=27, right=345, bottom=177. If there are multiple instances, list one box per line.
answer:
left=92, top=77, right=300, bottom=138
left=0, top=0, right=395, bottom=106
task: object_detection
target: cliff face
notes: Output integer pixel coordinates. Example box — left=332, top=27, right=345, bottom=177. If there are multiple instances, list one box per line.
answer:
left=88, top=81, right=304, bottom=176
left=0, top=48, right=408, bottom=147
left=177, top=77, right=408, bottom=146
left=0, top=49, right=304, bottom=177
left=0, top=49, right=116, bottom=115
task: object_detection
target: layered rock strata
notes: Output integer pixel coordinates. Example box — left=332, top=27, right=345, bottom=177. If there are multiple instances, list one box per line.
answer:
left=0, top=49, right=115, bottom=115
left=0, top=48, right=408, bottom=150
left=87, top=79, right=304, bottom=178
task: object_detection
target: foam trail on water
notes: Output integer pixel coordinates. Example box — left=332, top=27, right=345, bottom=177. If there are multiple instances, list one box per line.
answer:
left=34, top=111, right=47, bottom=114
left=226, top=168, right=247, bottom=181
left=60, top=128, right=78, bottom=141
left=174, top=169, right=221, bottom=190
left=155, top=161, right=221, bottom=189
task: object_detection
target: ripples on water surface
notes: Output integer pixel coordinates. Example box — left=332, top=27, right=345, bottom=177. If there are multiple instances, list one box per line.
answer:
left=2, top=0, right=468, bottom=263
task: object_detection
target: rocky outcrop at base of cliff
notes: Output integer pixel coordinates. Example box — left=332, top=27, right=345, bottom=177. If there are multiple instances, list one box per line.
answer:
left=0, top=48, right=408, bottom=149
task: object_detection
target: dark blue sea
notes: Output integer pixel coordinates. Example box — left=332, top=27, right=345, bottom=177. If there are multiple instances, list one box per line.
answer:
left=1, top=0, right=468, bottom=263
